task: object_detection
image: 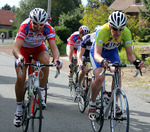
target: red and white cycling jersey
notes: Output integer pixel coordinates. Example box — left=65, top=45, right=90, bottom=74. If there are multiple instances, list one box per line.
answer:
left=16, top=18, right=55, bottom=48
left=67, top=31, right=81, bottom=50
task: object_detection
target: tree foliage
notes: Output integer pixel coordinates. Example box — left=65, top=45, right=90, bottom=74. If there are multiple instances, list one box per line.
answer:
left=1, top=4, right=11, bottom=10
left=59, top=8, right=83, bottom=32
left=80, top=3, right=112, bottom=32
left=14, top=0, right=81, bottom=28
left=139, top=0, right=150, bottom=21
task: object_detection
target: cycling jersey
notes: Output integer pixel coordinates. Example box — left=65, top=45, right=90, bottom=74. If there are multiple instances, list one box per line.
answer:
left=90, top=23, right=132, bottom=70
left=67, top=31, right=82, bottom=50
left=78, top=34, right=92, bottom=57
left=16, top=18, right=55, bottom=48
left=95, top=23, right=132, bottom=50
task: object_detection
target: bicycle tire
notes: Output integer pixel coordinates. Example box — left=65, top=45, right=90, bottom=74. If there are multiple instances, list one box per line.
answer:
left=77, top=77, right=87, bottom=113
left=91, top=90, right=104, bottom=132
left=69, top=82, right=77, bottom=102
left=22, top=89, right=30, bottom=132
left=31, top=88, right=43, bottom=132
left=44, top=83, right=49, bottom=104
left=110, top=90, right=129, bottom=132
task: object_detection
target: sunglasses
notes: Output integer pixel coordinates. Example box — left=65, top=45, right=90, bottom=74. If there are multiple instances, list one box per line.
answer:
left=111, top=27, right=123, bottom=31
left=33, top=22, right=45, bottom=27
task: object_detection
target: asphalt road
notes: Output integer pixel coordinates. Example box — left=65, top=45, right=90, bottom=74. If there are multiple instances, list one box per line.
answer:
left=0, top=49, right=150, bottom=132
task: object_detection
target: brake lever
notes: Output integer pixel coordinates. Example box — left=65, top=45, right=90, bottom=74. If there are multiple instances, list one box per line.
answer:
left=55, top=60, right=60, bottom=78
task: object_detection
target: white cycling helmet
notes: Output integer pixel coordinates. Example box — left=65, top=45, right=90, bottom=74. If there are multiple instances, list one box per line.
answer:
left=108, top=11, right=127, bottom=29
left=79, top=25, right=90, bottom=35
left=29, top=8, right=48, bottom=24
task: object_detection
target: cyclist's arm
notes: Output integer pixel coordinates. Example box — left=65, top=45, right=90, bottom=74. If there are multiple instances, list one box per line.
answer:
left=67, top=44, right=74, bottom=64
left=77, top=47, right=85, bottom=65
left=125, top=46, right=136, bottom=63
left=12, top=38, right=24, bottom=59
left=48, top=39, right=60, bottom=60
left=94, top=44, right=103, bottom=63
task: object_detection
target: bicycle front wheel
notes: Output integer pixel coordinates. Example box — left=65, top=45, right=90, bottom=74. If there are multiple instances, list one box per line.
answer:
left=22, top=89, right=30, bottom=132
left=110, top=90, right=129, bottom=132
left=31, top=88, right=43, bottom=132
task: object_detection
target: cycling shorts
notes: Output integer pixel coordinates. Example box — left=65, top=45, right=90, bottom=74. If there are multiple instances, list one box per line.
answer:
left=90, top=47, right=120, bottom=71
left=15, top=44, right=49, bottom=67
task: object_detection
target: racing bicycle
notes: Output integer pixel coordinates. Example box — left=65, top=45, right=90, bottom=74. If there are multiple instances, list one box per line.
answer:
left=91, top=62, right=142, bottom=132
left=21, top=57, right=60, bottom=132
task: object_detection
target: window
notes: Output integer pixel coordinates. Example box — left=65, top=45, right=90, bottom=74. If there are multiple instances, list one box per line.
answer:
left=136, top=0, right=141, bottom=3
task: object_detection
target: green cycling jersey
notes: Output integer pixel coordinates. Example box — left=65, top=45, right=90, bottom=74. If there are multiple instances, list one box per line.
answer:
left=96, top=23, right=132, bottom=50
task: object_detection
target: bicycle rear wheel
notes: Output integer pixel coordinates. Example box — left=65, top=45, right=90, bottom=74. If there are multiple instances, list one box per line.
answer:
left=110, top=90, right=129, bottom=132
left=30, top=88, right=43, bottom=132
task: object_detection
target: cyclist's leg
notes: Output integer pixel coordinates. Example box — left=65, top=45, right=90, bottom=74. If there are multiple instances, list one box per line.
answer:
left=88, top=52, right=105, bottom=121
left=33, top=44, right=50, bottom=108
left=14, top=62, right=27, bottom=127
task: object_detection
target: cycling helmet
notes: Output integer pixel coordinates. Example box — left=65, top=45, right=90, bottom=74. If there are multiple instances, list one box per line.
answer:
left=108, top=11, right=127, bottom=29
left=79, top=25, right=90, bottom=35
left=94, top=25, right=102, bottom=32
left=29, top=8, right=48, bottom=24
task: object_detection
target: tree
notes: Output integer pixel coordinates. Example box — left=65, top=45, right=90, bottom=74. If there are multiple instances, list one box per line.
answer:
left=59, top=8, right=83, bottom=32
left=139, top=0, right=150, bottom=21
left=80, top=3, right=111, bottom=32
left=14, top=0, right=81, bottom=28
left=1, top=4, right=11, bottom=10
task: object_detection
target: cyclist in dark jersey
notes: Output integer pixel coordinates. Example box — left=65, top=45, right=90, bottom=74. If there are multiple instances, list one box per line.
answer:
left=76, top=25, right=101, bottom=93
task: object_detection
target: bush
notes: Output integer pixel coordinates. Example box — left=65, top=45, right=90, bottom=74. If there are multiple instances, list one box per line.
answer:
left=145, top=35, right=150, bottom=42
left=119, top=48, right=129, bottom=64
left=54, top=26, right=71, bottom=43
left=139, top=28, right=150, bottom=42
left=45, top=34, right=64, bottom=54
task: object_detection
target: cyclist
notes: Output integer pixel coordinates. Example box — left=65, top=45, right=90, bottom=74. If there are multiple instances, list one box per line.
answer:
left=88, top=11, right=143, bottom=121
left=76, top=25, right=101, bottom=93
left=1, top=32, right=5, bottom=43
left=12, top=8, right=62, bottom=127
left=66, top=25, right=90, bottom=79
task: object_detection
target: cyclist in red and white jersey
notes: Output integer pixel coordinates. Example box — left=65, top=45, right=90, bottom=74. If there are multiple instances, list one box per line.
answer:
left=67, top=25, right=90, bottom=78
left=12, top=8, right=62, bottom=127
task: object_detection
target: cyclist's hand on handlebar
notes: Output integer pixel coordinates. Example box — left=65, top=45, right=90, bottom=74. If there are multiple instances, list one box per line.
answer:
left=54, top=59, right=63, bottom=69
left=133, top=59, right=143, bottom=76
left=16, top=57, right=24, bottom=67
left=100, top=58, right=110, bottom=68
left=133, top=59, right=143, bottom=69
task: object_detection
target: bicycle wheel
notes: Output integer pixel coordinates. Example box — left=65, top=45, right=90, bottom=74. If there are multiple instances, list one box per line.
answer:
left=77, top=77, right=87, bottom=113
left=91, top=92, right=104, bottom=132
left=110, top=90, right=129, bottom=132
left=22, top=89, right=30, bottom=132
left=91, top=108, right=104, bottom=132
left=69, top=82, right=77, bottom=102
left=44, top=83, right=49, bottom=104
left=30, top=88, right=43, bottom=132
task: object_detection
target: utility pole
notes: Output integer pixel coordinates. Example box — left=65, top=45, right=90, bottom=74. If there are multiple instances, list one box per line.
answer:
left=47, top=0, right=51, bottom=16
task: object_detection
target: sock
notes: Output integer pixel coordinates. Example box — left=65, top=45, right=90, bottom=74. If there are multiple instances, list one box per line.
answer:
left=89, top=101, right=96, bottom=106
left=39, top=87, right=44, bottom=100
left=16, top=101, right=23, bottom=114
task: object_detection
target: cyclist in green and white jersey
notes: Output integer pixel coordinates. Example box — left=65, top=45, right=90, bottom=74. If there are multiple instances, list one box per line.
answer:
left=88, top=11, right=143, bottom=121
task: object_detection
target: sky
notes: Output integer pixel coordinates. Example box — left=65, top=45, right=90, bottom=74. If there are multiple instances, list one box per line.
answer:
left=0, top=0, right=88, bottom=8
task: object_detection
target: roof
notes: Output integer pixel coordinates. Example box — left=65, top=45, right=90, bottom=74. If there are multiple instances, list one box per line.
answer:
left=0, top=10, right=15, bottom=26
left=108, top=0, right=147, bottom=13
